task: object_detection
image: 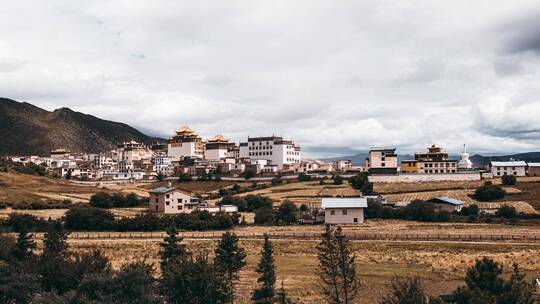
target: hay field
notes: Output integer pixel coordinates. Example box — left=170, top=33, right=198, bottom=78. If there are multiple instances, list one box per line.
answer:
left=234, top=181, right=360, bottom=206
left=64, top=237, right=540, bottom=304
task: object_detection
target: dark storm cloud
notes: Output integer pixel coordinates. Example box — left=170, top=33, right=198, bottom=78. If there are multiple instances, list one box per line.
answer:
left=500, top=10, right=540, bottom=55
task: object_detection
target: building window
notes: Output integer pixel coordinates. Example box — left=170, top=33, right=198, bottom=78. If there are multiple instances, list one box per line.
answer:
left=178, top=205, right=183, bottom=210
left=166, top=201, right=170, bottom=206
left=155, top=206, right=158, bottom=210
left=166, top=194, right=170, bottom=199
left=330, top=210, right=335, bottom=215
left=342, top=209, right=348, bottom=215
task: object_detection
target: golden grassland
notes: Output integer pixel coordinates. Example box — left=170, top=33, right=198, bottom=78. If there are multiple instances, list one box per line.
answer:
left=62, top=237, right=540, bottom=304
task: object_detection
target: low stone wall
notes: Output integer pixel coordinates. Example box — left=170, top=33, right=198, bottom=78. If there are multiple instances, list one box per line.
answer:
left=369, top=173, right=481, bottom=183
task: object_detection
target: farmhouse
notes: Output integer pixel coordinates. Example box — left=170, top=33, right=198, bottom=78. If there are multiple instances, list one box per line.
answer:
left=490, top=161, right=527, bottom=177
left=527, top=163, right=540, bottom=177
left=148, top=186, right=200, bottom=214
left=321, top=197, right=368, bottom=224
left=427, top=197, right=464, bottom=213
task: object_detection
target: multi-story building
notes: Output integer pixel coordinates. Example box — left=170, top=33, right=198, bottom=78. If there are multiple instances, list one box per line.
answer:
left=490, top=161, right=527, bottom=177
left=367, top=148, right=398, bottom=174
left=401, top=145, right=457, bottom=174
left=148, top=186, right=200, bottom=214
left=167, top=126, right=205, bottom=159
left=239, top=136, right=301, bottom=170
left=204, top=134, right=236, bottom=161
left=334, top=159, right=352, bottom=172
left=117, top=140, right=153, bottom=172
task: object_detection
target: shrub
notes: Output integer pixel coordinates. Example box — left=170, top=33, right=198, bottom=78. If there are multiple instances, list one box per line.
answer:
left=219, top=195, right=248, bottom=211
left=501, top=175, right=517, bottom=185
left=242, top=169, right=257, bottom=180
left=244, top=195, right=273, bottom=212
left=3, top=213, right=49, bottom=232
left=460, top=204, right=479, bottom=216
left=496, top=205, right=518, bottom=219
left=177, top=174, right=193, bottom=183
left=89, top=192, right=142, bottom=208
left=254, top=208, right=274, bottom=225
left=275, top=201, right=298, bottom=225
left=271, top=177, right=283, bottom=186
left=64, top=206, right=115, bottom=231
left=402, top=201, right=437, bottom=222
left=333, top=175, right=343, bottom=185
left=298, top=173, right=312, bottom=182
left=474, top=182, right=506, bottom=201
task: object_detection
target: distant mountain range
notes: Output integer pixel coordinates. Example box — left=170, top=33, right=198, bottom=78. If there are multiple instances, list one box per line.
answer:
left=322, top=152, right=540, bottom=168
left=0, top=98, right=164, bottom=156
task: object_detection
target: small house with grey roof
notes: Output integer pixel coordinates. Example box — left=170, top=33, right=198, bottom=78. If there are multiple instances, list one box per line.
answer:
left=321, top=197, right=368, bottom=224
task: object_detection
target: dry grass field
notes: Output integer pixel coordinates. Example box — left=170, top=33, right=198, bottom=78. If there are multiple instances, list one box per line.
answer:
left=63, top=235, right=540, bottom=304
left=232, top=181, right=360, bottom=207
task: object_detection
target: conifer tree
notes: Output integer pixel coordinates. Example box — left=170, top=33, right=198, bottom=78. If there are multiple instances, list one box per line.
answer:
left=252, top=234, right=276, bottom=304
left=159, top=225, right=189, bottom=272
left=40, top=220, right=73, bottom=294
left=317, top=225, right=359, bottom=304
left=214, top=231, right=247, bottom=303
left=10, top=230, right=36, bottom=261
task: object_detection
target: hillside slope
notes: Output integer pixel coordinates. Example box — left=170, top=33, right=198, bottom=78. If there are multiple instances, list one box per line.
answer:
left=0, top=98, right=164, bottom=155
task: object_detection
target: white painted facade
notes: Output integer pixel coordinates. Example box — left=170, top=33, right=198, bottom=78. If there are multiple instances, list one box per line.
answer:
left=239, top=136, right=301, bottom=170
left=321, top=198, right=368, bottom=224
left=490, top=161, right=527, bottom=177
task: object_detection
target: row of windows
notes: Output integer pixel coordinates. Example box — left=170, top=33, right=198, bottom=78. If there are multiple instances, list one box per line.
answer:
left=423, top=163, right=456, bottom=168
left=496, top=172, right=518, bottom=176
left=249, top=152, right=272, bottom=156
left=251, top=141, right=271, bottom=146
left=329, top=210, right=348, bottom=215
left=424, top=169, right=457, bottom=173
left=249, top=146, right=272, bottom=150
left=497, top=167, right=517, bottom=170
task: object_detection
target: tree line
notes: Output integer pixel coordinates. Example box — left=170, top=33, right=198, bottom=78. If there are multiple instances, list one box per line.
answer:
left=2, top=222, right=536, bottom=303
left=1, top=207, right=239, bottom=232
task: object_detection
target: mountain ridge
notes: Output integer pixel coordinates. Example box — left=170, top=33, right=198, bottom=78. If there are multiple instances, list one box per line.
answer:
left=0, top=98, right=165, bottom=156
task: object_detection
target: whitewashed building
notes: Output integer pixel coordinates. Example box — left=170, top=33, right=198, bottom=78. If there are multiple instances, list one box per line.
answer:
left=321, top=197, right=368, bottom=224
left=204, top=134, right=236, bottom=161
left=490, top=161, right=527, bottom=177
left=167, top=126, right=205, bottom=159
left=239, top=136, right=301, bottom=170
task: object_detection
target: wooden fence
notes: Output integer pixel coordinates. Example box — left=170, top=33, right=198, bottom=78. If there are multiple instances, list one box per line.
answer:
left=20, top=232, right=540, bottom=242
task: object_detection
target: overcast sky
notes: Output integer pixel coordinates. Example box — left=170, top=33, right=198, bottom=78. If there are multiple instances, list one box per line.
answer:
left=2, top=1, right=540, bottom=158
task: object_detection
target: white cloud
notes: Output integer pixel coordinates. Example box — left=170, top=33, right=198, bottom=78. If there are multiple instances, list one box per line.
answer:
left=1, top=0, right=540, bottom=156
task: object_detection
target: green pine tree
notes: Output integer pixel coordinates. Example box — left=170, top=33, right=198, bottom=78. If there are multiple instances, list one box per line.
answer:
left=43, top=220, right=69, bottom=256
left=380, top=277, right=429, bottom=304
left=10, top=230, right=36, bottom=261
left=159, top=225, right=189, bottom=272
left=214, top=232, right=247, bottom=303
left=252, top=234, right=276, bottom=304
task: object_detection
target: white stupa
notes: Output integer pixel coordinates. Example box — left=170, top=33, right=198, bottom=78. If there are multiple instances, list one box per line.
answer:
left=458, top=144, right=473, bottom=170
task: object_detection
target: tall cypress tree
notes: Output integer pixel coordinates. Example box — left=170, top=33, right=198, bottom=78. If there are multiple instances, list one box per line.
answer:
left=214, top=231, right=247, bottom=303
left=252, top=234, right=276, bottom=304
left=317, top=225, right=341, bottom=303
left=335, top=227, right=359, bottom=303
left=317, top=225, right=359, bottom=304
left=10, top=230, right=36, bottom=261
